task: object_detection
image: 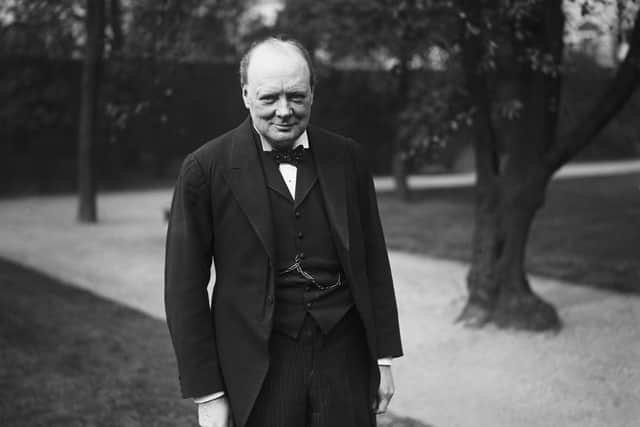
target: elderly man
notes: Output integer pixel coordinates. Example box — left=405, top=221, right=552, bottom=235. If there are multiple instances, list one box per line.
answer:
left=165, top=36, right=403, bottom=427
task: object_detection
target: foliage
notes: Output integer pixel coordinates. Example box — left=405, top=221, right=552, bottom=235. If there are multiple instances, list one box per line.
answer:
left=273, top=0, right=461, bottom=166
left=276, top=0, right=451, bottom=66
left=0, top=0, right=251, bottom=172
left=0, top=0, right=248, bottom=61
left=395, top=70, right=474, bottom=169
left=125, top=0, right=246, bottom=62
left=271, top=0, right=640, bottom=169
left=0, top=0, right=83, bottom=57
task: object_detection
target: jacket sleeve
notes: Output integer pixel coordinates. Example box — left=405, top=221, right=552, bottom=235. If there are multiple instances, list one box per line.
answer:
left=351, top=141, right=403, bottom=359
left=164, top=153, right=224, bottom=398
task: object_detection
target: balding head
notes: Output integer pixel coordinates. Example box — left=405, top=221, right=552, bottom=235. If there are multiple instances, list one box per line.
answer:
left=239, top=36, right=315, bottom=89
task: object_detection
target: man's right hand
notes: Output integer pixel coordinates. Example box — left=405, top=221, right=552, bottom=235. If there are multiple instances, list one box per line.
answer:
left=198, top=396, right=233, bottom=427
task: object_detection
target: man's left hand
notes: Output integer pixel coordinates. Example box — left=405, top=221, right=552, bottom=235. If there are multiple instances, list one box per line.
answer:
left=374, top=365, right=395, bottom=414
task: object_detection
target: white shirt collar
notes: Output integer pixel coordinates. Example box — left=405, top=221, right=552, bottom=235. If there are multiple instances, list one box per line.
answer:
left=255, top=127, right=310, bottom=152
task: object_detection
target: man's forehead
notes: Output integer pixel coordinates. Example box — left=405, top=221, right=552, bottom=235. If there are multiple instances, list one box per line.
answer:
left=246, top=42, right=310, bottom=86
left=254, top=80, right=309, bottom=95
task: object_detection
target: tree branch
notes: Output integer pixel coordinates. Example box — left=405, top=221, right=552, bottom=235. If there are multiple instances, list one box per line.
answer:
left=109, top=0, right=124, bottom=55
left=547, top=10, right=640, bottom=172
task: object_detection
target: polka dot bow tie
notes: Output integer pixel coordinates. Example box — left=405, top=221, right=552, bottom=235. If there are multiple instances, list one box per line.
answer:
left=271, top=145, right=305, bottom=166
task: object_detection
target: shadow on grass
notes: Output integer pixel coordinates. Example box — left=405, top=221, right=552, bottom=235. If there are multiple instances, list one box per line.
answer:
left=0, top=259, right=431, bottom=427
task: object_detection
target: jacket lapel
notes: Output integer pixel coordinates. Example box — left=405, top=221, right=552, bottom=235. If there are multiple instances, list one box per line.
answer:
left=293, top=157, right=317, bottom=208
left=223, top=118, right=276, bottom=263
left=309, top=126, right=350, bottom=252
left=263, top=160, right=295, bottom=203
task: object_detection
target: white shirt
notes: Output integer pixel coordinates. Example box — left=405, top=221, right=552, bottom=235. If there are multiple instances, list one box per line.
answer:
left=194, top=129, right=391, bottom=405
left=258, top=129, right=309, bottom=199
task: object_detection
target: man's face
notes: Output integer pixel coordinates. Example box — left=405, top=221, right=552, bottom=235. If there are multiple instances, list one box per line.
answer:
left=242, top=44, right=313, bottom=150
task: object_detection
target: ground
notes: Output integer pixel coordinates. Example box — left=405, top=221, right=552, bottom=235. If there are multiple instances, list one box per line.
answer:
left=0, top=259, right=194, bottom=427
left=0, top=172, right=639, bottom=426
left=0, top=259, right=426, bottom=427
left=377, top=173, right=640, bottom=293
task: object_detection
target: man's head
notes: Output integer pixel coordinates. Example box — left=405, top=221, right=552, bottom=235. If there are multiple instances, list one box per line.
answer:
left=240, top=36, right=315, bottom=150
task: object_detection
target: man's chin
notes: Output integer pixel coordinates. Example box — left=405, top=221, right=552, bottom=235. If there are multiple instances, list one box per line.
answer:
left=271, top=125, right=298, bottom=136
left=267, top=129, right=302, bottom=147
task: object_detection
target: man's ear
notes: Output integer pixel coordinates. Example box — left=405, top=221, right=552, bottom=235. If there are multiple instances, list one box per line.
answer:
left=241, top=86, right=250, bottom=109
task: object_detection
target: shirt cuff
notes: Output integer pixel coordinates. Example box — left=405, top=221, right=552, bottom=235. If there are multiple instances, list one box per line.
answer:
left=377, top=358, right=393, bottom=366
left=193, top=391, right=225, bottom=404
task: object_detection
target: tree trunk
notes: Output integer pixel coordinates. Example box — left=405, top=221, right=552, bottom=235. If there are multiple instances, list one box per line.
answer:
left=491, top=174, right=561, bottom=330
left=481, top=0, right=563, bottom=330
left=77, top=0, right=105, bottom=223
left=457, top=26, right=502, bottom=326
left=109, top=0, right=124, bottom=55
left=459, top=0, right=563, bottom=331
left=392, top=153, right=410, bottom=200
left=393, top=53, right=411, bottom=201
left=457, top=151, right=501, bottom=327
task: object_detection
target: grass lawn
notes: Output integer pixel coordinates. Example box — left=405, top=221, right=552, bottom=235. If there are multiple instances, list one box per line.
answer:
left=377, top=172, right=640, bottom=293
left=0, top=259, right=426, bottom=427
left=0, top=259, right=195, bottom=427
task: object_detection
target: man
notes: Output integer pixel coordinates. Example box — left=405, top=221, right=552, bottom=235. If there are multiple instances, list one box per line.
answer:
left=165, top=36, right=403, bottom=427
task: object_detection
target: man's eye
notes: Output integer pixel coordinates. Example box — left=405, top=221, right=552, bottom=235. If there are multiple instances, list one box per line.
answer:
left=260, top=96, right=276, bottom=103
left=289, top=95, right=305, bottom=102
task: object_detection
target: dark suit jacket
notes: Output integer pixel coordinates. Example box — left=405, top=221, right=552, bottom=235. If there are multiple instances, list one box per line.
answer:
left=165, top=117, right=402, bottom=427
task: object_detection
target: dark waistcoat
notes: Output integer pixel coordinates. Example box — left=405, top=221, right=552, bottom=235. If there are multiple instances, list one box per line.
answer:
left=257, top=142, right=354, bottom=338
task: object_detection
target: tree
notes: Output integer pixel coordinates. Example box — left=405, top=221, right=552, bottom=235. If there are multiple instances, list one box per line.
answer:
left=456, top=0, right=640, bottom=330
left=108, top=0, right=124, bottom=56
left=275, top=0, right=452, bottom=199
left=126, top=0, right=245, bottom=62
left=0, top=0, right=81, bottom=57
left=1, top=0, right=248, bottom=197
left=272, top=0, right=638, bottom=330
left=77, top=0, right=106, bottom=222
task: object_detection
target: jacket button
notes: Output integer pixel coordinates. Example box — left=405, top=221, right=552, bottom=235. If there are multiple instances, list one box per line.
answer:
left=295, top=210, right=301, bottom=218
left=266, top=296, right=274, bottom=305
left=297, top=232, right=304, bottom=239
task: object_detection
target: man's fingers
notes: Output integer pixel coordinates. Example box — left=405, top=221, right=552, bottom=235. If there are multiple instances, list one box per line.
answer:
left=375, top=390, right=393, bottom=414
left=375, top=365, right=395, bottom=414
left=374, top=385, right=394, bottom=414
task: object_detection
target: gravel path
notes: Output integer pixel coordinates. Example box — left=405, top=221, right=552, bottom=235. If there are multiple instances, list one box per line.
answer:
left=373, top=158, right=640, bottom=190
left=0, top=190, right=638, bottom=427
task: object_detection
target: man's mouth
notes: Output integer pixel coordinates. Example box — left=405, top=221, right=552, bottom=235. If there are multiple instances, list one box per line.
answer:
left=273, top=123, right=294, bottom=131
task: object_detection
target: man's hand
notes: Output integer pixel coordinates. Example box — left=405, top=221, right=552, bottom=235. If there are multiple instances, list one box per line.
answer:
left=198, top=396, right=233, bottom=427
left=374, top=365, right=395, bottom=414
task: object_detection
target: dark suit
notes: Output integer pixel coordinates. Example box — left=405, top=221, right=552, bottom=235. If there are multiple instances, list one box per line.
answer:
left=165, top=117, right=403, bottom=427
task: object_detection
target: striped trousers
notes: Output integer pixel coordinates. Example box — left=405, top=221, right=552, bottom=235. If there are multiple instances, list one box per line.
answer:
left=246, top=309, right=375, bottom=427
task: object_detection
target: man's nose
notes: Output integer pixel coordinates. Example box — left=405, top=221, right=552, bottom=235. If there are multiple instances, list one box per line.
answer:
left=275, top=98, right=292, bottom=118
